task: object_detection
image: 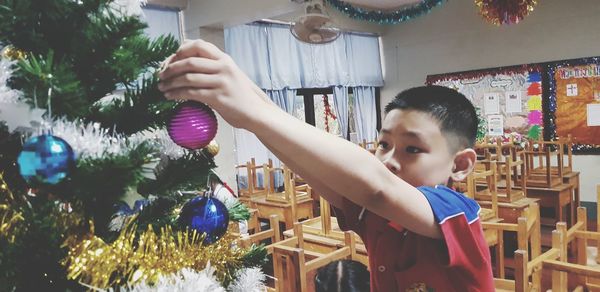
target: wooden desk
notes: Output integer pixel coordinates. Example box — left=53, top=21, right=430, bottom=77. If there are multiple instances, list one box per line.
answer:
left=526, top=183, right=574, bottom=226
left=251, top=196, right=314, bottom=230
left=563, top=171, right=580, bottom=211
left=479, top=197, right=539, bottom=224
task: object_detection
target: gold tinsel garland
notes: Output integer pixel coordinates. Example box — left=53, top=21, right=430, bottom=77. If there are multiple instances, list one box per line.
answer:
left=1, top=46, right=26, bottom=60
left=64, top=223, right=247, bottom=288
left=475, top=0, right=538, bottom=26
left=0, top=173, right=23, bottom=243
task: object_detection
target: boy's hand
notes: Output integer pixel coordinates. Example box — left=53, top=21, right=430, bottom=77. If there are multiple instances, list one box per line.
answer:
left=158, top=39, right=272, bottom=129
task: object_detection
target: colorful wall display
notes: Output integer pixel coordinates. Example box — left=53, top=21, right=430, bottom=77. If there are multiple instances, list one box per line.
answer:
left=548, top=59, right=600, bottom=151
left=426, top=66, right=542, bottom=139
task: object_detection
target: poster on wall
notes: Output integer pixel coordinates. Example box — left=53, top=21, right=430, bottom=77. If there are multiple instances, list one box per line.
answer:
left=426, top=66, right=542, bottom=138
left=487, top=115, right=504, bottom=136
left=550, top=62, right=600, bottom=147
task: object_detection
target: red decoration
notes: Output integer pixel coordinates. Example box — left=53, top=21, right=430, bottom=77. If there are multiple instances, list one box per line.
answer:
left=475, top=0, right=538, bottom=26
left=322, top=95, right=337, bottom=133
left=527, top=82, right=541, bottom=95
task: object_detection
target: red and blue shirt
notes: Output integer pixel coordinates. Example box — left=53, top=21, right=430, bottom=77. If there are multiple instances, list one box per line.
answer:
left=333, top=185, right=494, bottom=292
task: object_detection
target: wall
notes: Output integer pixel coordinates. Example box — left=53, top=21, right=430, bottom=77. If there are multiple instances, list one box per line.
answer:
left=380, top=0, right=600, bottom=201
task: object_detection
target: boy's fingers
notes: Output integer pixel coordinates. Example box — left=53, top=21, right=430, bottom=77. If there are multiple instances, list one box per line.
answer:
left=174, top=39, right=224, bottom=61
left=159, top=57, right=221, bottom=80
left=159, top=54, right=176, bottom=72
left=158, top=73, right=222, bottom=92
left=163, top=88, right=216, bottom=103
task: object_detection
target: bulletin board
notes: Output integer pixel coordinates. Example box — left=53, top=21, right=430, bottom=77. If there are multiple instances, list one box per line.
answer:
left=426, top=65, right=543, bottom=139
left=547, top=59, right=600, bottom=151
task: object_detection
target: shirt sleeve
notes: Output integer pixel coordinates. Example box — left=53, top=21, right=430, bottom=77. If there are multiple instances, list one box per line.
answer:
left=331, top=197, right=365, bottom=236
left=418, top=185, right=490, bottom=269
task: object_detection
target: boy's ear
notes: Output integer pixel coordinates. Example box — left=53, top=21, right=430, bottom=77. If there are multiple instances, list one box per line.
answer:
left=450, top=148, right=477, bottom=182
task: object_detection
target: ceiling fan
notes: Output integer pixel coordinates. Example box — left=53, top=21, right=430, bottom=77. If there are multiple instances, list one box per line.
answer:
left=291, top=0, right=340, bottom=44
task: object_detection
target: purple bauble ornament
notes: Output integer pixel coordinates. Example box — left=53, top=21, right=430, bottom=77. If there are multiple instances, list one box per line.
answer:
left=167, top=101, right=218, bottom=150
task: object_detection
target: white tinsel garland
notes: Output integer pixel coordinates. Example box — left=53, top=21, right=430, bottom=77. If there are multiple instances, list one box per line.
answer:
left=131, top=128, right=188, bottom=160
left=124, top=266, right=226, bottom=292
left=120, top=266, right=267, bottom=292
left=46, top=118, right=144, bottom=160
left=229, top=267, right=267, bottom=292
left=0, top=51, right=22, bottom=104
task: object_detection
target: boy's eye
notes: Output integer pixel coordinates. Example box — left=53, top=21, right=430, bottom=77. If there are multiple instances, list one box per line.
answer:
left=405, top=146, right=422, bottom=154
left=378, top=142, right=389, bottom=149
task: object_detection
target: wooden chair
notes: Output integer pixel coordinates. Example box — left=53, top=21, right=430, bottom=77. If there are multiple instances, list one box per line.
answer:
left=264, top=165, right=312, bottom=204
left=236, top=158, right=274, bottom=202
left=477, top=148, right=527, bottom=203
left=271, top=222, right=358, bottom=292
left=495, top=229, right=564, bottom=292
left=545, top=220, right=600, bottom=292
left=475, top=138, right=503, bottom=161
left=464, top=161, right=504, bottom=278
left=238, top=214, right=281, bottom=254
left=525, top=139, right=564, bottom=188
left=285, top=197, right=369, bottom=266
left=550, top=187, right=600, bottom=290
left=482, top=203, right=541, bottom=282
left=251, top=165, right=314, bottom=230
left=359, top=139, right=378, bottom=154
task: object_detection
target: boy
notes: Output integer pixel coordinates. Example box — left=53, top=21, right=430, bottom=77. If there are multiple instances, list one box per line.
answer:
left=158, top=40, right=494, bottom=291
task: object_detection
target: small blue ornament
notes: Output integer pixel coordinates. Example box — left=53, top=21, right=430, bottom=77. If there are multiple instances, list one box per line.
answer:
left=178, top=196, right=229, bottom=244
left=17, top=134, right=75, bottom=185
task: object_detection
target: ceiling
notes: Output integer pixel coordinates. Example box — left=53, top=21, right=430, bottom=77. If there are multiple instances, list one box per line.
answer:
left=184, top=0, right=427, bottom=34
left=341, top=0, right=423, bottom=10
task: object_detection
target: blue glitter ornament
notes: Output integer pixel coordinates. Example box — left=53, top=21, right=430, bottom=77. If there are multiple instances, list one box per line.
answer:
left=178, top=196, right=229, bottom=244
left=17, top=134, right=75, bottom=185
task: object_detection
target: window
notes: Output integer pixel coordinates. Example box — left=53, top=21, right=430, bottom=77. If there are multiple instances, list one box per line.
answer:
left=295, top=87, right=381, bottom=141
left=314, top=94, right=341, bottom=136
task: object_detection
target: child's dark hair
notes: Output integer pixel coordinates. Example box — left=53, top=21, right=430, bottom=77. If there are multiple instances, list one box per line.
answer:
left=314, top=260, right=370, bottom=292
left=385, top=85, right=478, bottom=150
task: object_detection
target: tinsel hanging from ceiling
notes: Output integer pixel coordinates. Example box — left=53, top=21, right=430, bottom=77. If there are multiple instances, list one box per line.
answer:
left=475, top=0, right=538, bottom=26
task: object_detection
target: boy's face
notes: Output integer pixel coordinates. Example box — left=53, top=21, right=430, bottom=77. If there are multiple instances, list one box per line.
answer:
left=375, top=109, right=457, bottom=187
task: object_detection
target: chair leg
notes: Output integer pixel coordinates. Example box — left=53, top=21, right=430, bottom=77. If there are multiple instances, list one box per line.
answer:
left=497, top=230, right=505, bottom=279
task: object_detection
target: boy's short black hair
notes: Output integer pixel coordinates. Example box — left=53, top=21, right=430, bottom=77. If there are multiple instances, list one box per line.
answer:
left=315, top=260, right=370, bottom=292
left=384, top=85, right=478, bottom=150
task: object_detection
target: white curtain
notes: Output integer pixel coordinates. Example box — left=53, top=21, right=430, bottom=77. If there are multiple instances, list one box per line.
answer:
left=332, top=86, right=349, bottom=139
left=225, top=23, right=383, bottom=90
left=353, top=86, right=377, bottom=143
left=267, top=88, right=297, bottom=114
left=224, top=25, right=272, bottom=89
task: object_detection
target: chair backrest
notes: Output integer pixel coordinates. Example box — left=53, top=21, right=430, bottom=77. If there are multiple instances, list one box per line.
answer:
left=554, top=203, right=600, bottom=289
left=236, top=158, right=274, bottom=197
left=543, top=222, right=600, bottom=292
left=466, top=161, right=499, bottom=220
left=271, top=222, right=357, bottom=292
left=483, top=203, right=541, bottom=282
left=524, top=139, right=564, bottom=187
left=238, top=214, right=281, bottom=254
left=265, top=165, right=312, bottom=205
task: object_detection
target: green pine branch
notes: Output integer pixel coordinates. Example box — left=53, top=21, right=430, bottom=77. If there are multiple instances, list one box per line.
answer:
left=137, top=151, right=216, bottom=198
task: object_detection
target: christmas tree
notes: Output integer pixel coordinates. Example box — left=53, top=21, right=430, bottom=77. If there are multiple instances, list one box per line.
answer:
left=0, top=0, right=266, bottom=290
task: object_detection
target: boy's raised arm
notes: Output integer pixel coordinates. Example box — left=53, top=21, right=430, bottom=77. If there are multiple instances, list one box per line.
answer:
left=158, top=40, right=442, bottom=239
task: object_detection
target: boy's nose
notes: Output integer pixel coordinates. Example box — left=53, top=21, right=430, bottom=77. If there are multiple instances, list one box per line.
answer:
left=383, top=156, right=400, bottom=174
